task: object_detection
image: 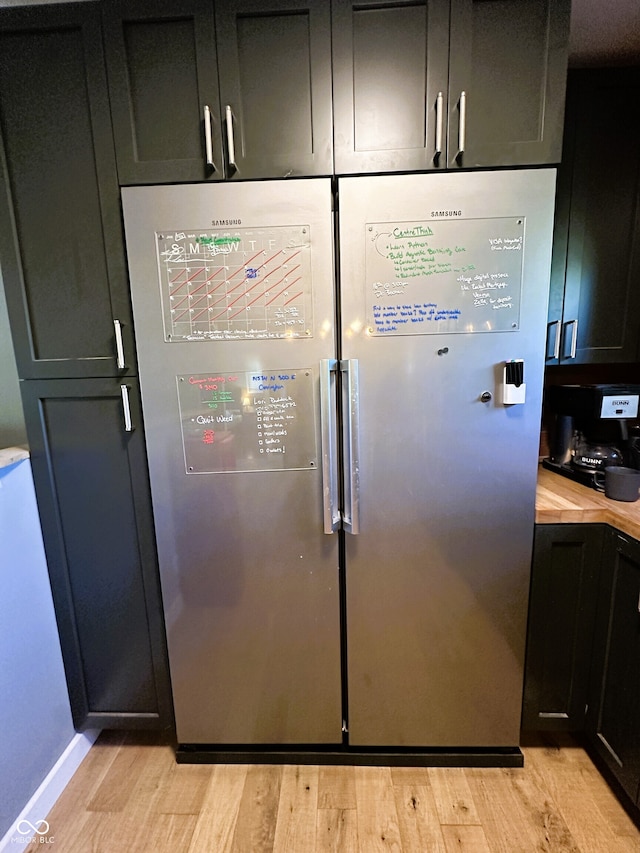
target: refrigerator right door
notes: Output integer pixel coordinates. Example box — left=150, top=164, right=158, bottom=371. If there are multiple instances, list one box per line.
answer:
left=338, top=170, right=556, bottom=747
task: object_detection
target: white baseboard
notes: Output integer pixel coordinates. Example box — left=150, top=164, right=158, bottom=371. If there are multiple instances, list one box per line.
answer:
left=0, top=730, right=100, bottom=851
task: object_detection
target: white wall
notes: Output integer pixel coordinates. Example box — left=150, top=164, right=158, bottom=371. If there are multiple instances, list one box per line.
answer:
left=0, top=456, right=76, bottom=840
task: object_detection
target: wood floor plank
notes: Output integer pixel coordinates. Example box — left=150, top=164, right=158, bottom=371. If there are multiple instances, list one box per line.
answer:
left=354, top=766, right=403, bottom=852
left=40, top=807, right=93, bottom=851
left=82, top=810, right=197, bottom=851
left=45, top=730, right=126, bottom=829
left=230, top=765, right=283, bottom=853
left=121, top=743, right=175, bottom=816
left=272, top=765, right=319, bottom=852
left=441, top=824, right=492, bottom=852
left=390, top=766, right=430, bottom=786
left=428, top=767, right=481, bottom=825
left=86, top=732, right=158, bottom=813
left=523, top=744, right=640, bottom=853
left=442, top=823, right=492, bottom=853
left=315, top=808, right=359, bottom=853
left=393, top=783, right=447, bottom=853
left=523, top=738, right=640, bottom=841
left=186, top=764, right=248, bottom=853
left=40, top=731, right=640, bottom=853
left=156, top=762, right=214, bottom=815
left=318, top=765, right=357, bottom=809
left=467, top=766, right=579, bottom=853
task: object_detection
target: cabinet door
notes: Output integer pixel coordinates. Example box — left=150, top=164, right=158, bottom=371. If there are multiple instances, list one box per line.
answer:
left=103, top=0, right=224, bottom=184
left=588, top=531, right=640, bottom=801
left=0, top=5, right=134, bottom=380
left=447, top=0, right=570, bottom=168
left=522, top=524, right=603, bottom=732
left=215, top=0, right=333, bottom=178
left=332, top=0, right=449, bottom=174
left=20, top=378, right=173, bottom=731
left=556, top=70, right=640, bottom=364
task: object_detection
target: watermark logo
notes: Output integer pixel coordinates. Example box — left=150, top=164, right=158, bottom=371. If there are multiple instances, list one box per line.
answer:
left=11, top=820, right=54, bottom=845
left=16, top=822, right=49, bottom=836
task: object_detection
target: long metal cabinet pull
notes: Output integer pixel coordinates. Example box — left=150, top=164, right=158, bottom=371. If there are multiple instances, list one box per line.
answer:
left=320, top=359, right=340, bottom=533
left=565, top=319, right=578, bottom=359
left=225, top=105, right=237, bottom=170
left=203, top=105, right=215, bottom=171
left=435, top=91, right=443, bottom=157
left=113, top=319, right=126, bottom=370
left=341, top=359, right=360, bottom=535
left=458, top=91, right=466, bottom=156
left=546, top=320, right=560, bottom=360
left=120, top=384, right=133, bottom=432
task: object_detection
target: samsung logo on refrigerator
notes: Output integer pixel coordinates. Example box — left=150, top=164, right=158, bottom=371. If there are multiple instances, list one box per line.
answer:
left=430, top=210, right=462, bottom=218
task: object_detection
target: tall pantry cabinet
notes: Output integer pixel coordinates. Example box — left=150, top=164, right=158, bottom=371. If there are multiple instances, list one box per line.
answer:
left=0, top=4, right=172, bottom=730
left=0, top=0, right=570, bottom=734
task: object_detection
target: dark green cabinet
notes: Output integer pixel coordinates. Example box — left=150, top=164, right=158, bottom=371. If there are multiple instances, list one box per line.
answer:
left=332, top=0, right=570, bottom=174
left=587, top=530, right=640, bottom=806
left=20, top=378, right=173, bottom=731
left=103, top=0, right=223, bottom=183
left=0, top=4, right=172, bottom=731
left=106, top=0, right=568, bottom=181
left=522, top=524, right=603, bottom=732
left=332, top=0, right=449, bottom=173
left=215, top=0, right=333, bottom=179
left=0, top=3, right=135, bottom=380
left=104, top=0, right=333, bottom=182
left=547, top=69, right=640, bottom=365
left=447, top=0, right=570, bottom=170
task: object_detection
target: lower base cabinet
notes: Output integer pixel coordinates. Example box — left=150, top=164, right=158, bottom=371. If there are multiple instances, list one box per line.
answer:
left=586, top=531, right=640, bottom=807
left=20, top=378, right=173, bottom=731
left=524, top=523, right=640, bottom=813
left=522, top=524, right=604, bottom=731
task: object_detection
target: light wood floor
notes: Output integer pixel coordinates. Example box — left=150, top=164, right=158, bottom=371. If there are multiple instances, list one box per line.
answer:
left=39, top=731, right=639, bottom=852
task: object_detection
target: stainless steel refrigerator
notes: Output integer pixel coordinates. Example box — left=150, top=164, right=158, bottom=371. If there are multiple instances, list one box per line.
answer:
left=122, top=169, right=555, bottom=751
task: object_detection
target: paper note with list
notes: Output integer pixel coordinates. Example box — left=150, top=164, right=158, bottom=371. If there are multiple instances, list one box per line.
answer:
left=365, top=217, right=524, bottom=335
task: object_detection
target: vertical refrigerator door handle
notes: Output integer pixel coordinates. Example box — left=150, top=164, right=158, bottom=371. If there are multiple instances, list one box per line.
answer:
left=225, top=105, right=237, bottom=171
left=203, top=105, right=215, bottom=171
left=120, top=384, right=133, bottom=432
left=341, top=359, right=360, bottom=535
left=113, top=319, right=126, bottom=370
left=320, top=359, right=340, bottom=533
left=434, top=91, right=443, bottom=158
left=458, top=91, right=466, bottom=157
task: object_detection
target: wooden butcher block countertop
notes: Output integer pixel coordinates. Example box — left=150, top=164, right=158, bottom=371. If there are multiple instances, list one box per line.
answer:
left=536, top=465, right=640, bottom=541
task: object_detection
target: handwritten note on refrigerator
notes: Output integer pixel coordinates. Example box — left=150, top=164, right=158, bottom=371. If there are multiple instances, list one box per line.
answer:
left=365, top=217, right=524, bottom=335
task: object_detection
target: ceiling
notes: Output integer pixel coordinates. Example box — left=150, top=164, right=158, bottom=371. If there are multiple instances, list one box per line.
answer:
left=569, top=0, right=640, bottom=66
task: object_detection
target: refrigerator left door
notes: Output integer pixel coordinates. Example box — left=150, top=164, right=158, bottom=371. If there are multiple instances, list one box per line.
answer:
left=122, top=179, right=342, bottom=744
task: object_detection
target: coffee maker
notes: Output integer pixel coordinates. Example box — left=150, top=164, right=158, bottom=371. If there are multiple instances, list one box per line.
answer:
left=543, top=384, right=640, bottom=489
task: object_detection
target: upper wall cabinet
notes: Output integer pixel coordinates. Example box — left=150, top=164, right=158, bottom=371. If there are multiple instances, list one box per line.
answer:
left=547, top=69, right=640, bottom=365
left=0, top=4, right=135, bottom=379
left=103, top=0, right=223, bottom=183
left=332, top=0, right=449, bottom=173
left=332, top=0, right=570, bottom=174
left=215, top=0, right=333, bottom=179
left=103, top=0, right=333, bottom=183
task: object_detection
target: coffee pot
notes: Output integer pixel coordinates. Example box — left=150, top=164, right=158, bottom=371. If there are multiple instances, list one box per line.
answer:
left=571, top=436, right=624, bottom=474
left=543, top=384, right=640, bottom=490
